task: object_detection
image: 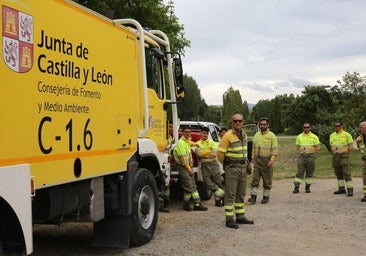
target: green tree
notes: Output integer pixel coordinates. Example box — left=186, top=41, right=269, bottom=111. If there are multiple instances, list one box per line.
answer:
left=202, top=106, right=222, bottom=125
left=177, top=75, right=205, bottom=120
left=333, top=71, right=366, bottom=132
left=242, top=100, right=250, bottom=122
left=222, top=87, right=244, bottom=128
left=283, top=85, right=337, bottom=150
left=74, top=0, right=190, bottom=55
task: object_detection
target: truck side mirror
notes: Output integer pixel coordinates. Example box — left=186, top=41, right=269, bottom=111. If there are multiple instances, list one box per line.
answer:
left=173, top=57, right=185, bottom=98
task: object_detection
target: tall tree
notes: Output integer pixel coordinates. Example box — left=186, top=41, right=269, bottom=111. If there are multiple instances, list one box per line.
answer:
left=202, top=106, right=222, bottom=125
left=333, top=71, right=366, bottom=131
left=177, top=75, right=205, bottom=120
left=222, top=87, right=244, bottom=128
left=73, top=0, right=190, bottom=55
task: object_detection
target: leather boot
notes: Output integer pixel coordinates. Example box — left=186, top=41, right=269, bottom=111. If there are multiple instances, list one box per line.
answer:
left=193, top=203, right=208, bottom=211
left=361, top=196, right=366, bottom=202
left=215, top=198, right=223, bottom=207
left=305, top=184, right=311, bottom=193
left=236, top=216, right=254, bottom=224
left=226, top=219, right=239, bottom=229
left=183, top=203, right=192, bottom=211
left=334, top=187, right=346, bottom=194
left=261, top=196, right=269, bottom=204
left=293, top=184, right=300, bottom=194
left=159, top=199, right=170, bottom=213
left=248, top=194, right=257, bottom=204
left=347, top=188, right=353, bottom=197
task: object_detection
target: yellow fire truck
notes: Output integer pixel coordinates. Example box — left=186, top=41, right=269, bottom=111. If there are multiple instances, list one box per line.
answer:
left=0, top=1, right=184, bottom=254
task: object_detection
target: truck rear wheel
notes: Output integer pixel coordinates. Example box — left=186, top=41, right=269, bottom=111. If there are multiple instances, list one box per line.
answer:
left=130, top=168, right=158, bottom=246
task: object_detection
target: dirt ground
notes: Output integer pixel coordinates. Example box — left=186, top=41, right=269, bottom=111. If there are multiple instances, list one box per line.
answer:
left=32, top=177, right=366, bottom=256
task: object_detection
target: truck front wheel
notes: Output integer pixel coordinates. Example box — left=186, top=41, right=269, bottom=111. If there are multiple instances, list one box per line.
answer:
left=130, top=168, right=158, bottom=246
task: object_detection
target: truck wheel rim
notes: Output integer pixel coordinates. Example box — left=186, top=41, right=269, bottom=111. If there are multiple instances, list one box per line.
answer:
left=138, top=185, right=155, bottom=229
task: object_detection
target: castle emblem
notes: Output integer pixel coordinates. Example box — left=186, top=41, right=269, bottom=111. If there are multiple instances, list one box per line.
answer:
left=2, top=5, right=33, bottom=72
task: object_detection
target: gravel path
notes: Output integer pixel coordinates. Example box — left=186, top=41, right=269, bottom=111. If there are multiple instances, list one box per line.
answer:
left=33, top=177, right=366, bottom=256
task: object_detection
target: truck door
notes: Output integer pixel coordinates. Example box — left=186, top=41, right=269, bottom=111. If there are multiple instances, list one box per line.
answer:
left=145, top=47, right=167, bottom=147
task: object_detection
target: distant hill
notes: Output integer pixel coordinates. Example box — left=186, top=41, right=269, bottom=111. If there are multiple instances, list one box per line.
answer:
left=248, top=103, right=255, bottom=109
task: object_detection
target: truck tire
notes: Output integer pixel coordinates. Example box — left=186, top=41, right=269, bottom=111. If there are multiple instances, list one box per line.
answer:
left=130, top=168, right=158, bottom=246
left=197, top=181, right=213, bottom=201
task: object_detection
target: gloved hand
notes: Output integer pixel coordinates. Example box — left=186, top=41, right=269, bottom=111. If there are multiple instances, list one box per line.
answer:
left=183, top=163, right=194, bottom=176
left=247, top=162, right=254, bottom=175
left=362, top=155, right=366, bottom=161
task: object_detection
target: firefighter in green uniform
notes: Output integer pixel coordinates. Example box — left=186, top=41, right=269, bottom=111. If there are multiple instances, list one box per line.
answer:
left=293, top=122, right=320, bottom=194
left=329, top=120, right=354, bottom=196
left=248, top=117, right=278, bottom=204
left=356, top=121, right=366, bottom=202
left=217, top=113, right=254, bottom=229
left=173, top=126, right=208, bottom=211
left=196, top=126, right=225, bottom=207
left=159, top=122, right=175, bottom=213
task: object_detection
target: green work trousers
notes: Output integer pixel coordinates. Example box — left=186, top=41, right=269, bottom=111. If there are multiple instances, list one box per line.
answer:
left=251, top=157, right=273, bottom=193
left=295, top=153, right=315, bottom=184
left=224, top=163, right=248, bottom=220
left=332, top=153, right=352, bottom=182
left=201, top=161, right=223, bottom=192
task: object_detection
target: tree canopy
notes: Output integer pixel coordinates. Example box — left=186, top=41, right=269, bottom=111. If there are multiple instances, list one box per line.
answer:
left=73, top=0, right=190, bottom=55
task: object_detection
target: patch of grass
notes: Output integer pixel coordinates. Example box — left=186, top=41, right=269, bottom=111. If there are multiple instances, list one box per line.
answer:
left=273, top=136, right=362, bottom=180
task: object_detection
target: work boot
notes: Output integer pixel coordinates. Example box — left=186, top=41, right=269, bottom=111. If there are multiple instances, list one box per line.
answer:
left=159, top=206, right=169, bottom=213
left=159, top=199, right=170, bottom=213
left=334, top=187, right=346, bottom=194
left=361, top=196, right=366, bottom=202
left=261, top=196, right=269, bottom=204
left=305, top=184, right=311, bottom=193
left=215, top=198, right=223, bottom=207
left=226, top=219, right=239, bottom=229
left=193, top=203, right=208, bottom=211
left=183, top=203, right=192, bottom=211
left=347, top=188, right=353, bottom=197
left=248, top=194, right=257, bottom=204
left=236, top=217, right=254, bottom=224
left=293, top=185, right=300, bottom=194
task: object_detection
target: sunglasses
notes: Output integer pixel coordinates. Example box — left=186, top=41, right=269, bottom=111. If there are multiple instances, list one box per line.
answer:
left=303, top=126, right=310, bottom=129
left=334, top=125, right=341, bottom=127
left=232, top=120, right=243, bottom=123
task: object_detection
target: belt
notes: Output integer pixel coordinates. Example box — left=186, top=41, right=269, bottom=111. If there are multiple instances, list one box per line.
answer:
left=200, top=158, right=216, bottom=163
left=226, top=159, right=248, bottom=165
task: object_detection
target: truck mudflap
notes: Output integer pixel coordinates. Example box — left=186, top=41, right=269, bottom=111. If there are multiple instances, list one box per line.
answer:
left=0, top=164, right=33, bottom=255
left=93, top=166, right=158, bottom=248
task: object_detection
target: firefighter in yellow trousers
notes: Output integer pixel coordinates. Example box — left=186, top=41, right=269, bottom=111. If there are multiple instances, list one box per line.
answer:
left=196, top=126, right=225, bottom=207
left=356, top=121, right=366, bottom=202
left=217, top=113, right=254, bottom=229
left=293, top=122, right=320, bottom=194
left=173, top=126, right=208, bottom=211
left=329, top=120, right=354, bottom=197
left=248, top=117, right=278, bottom=204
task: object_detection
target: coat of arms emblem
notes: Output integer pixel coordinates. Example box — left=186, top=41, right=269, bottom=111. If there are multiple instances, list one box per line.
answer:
left=2, top=5, right=33, bottom=72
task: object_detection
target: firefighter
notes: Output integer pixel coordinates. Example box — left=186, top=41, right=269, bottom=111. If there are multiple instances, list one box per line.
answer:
left=159, top=122, right=175, bottom=213
left=329, top=120, right=354, bottom=196
left=196, top=126, right=225, bottom=207
left=356, top=121, right=366, bottom=202
left=173, top=126, right=208, bottom=211
left=217, top=113, right=254, bottom=229
left=293, top=122, right=320, bottom=194
left=248, top=117, right=278, bottom=204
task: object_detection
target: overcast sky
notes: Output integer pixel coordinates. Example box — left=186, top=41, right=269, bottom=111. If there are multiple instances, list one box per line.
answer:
left=170, top=0, right=366, bottom=105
